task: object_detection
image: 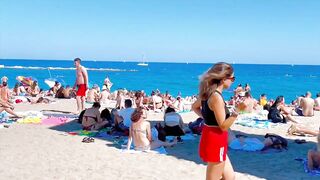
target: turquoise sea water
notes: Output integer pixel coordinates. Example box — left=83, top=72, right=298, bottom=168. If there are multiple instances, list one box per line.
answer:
left=0, top=59, right=319, bottom=102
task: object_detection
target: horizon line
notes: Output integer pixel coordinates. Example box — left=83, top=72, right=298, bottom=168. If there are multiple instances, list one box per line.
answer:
left=0, top=58, right=319, bottom=66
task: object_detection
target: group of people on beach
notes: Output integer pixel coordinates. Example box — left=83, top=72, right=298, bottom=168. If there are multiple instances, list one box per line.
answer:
left=2, top=58, right=320, bottom=179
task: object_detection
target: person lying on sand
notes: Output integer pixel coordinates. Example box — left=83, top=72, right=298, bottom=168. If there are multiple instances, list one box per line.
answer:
left=126, top=107, right=177, bottom=151
left=287, top=124, right=319, bottom=136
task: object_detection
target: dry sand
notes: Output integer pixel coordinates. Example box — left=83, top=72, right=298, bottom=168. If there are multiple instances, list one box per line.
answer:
left=1, top=98, right=320, bottom=179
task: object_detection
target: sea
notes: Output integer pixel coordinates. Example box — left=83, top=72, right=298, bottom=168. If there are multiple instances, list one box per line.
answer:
left=0, top=59, right=319, bottom=103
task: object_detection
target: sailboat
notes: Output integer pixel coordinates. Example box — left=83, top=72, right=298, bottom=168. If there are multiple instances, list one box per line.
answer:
left=137, top=54, right=148, bottom=66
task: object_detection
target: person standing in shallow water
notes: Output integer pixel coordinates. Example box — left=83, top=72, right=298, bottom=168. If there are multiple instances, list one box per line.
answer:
left=73, top=58, right=89, bottom=114
left=192, top=62, right=238, bottom=180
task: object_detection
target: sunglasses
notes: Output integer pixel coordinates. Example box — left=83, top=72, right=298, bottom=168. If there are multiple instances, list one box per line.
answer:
left=226, top=76, right=236, bottom=82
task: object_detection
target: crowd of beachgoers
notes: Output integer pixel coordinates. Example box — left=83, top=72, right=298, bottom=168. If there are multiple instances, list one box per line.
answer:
left=1, top=73, right=320, bottom=172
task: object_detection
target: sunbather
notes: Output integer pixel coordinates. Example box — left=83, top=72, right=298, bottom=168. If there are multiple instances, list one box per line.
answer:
left=307, top=131, right=320, bottom=170
left=126, top=107, right=177, bottom=151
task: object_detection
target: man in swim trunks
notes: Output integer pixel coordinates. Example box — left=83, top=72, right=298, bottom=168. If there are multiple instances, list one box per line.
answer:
left=73, top=58, right=89, bottom=114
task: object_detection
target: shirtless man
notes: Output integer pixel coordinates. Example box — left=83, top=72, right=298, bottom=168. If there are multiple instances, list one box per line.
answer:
left=295, top=91, right=314, bottom=116
left=100, top=86, right=110, bottom=104
left=0, top=81, right=10, bottom=103
left=236, top=91, right=257, bottom=113
left=73, top=58, right=89, bottom=114
left=86, top=84, right=100, bottom=103
left=314, top=93, right=320, bottom=111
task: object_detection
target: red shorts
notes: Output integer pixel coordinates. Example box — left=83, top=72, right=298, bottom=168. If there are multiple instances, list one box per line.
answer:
left=76, top=84, right=87, bottom=97
left=199, top=125, right=228, bottom=162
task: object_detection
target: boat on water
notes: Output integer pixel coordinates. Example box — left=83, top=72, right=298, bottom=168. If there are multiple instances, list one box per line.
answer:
left=137, top=62, right=148, bottom=66
left=137, top=54, right=149, bottom=66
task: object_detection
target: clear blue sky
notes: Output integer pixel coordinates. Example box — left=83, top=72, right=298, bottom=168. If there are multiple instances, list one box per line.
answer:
left=0, top=0, right=319, bottom=64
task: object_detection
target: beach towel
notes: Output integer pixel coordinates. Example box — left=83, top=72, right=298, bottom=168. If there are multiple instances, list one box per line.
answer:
left=67, top=130, right=99, bottom=137
left=229, top=138, right=264, bottom=151
left=166, top=133, right=196, bottom=141
left=235, top=113, right=277, bottom=129
left=41, top=117, right=69, bottom=125
left=17, top=117, right=42, bottom=124
left=295, top=158, right=320, bottom=176
left=42, top=113, right=78, bottom=119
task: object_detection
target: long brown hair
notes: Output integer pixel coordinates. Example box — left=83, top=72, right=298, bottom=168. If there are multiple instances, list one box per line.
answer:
left=199, top=62, right=234, bottom=100
left=131, top=107, right=145, bottom=122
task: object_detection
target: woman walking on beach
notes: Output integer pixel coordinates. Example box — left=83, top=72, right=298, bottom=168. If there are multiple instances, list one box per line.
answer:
left=192, top=62, right=238, bottom=180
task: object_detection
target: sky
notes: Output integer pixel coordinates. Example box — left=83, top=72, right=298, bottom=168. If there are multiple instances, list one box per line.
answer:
left=0, top=0, right=320, bottom=64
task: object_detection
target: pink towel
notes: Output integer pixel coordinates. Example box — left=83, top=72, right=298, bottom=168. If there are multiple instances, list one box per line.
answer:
left=41, top=117, right=68, bottom=125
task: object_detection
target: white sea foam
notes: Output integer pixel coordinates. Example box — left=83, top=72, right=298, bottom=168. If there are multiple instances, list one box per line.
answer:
left=2, top=65, right=137, bottom=72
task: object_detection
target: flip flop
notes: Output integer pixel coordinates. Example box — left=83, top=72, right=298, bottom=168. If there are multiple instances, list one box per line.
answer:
left=82, top=137, right=95, bottom=143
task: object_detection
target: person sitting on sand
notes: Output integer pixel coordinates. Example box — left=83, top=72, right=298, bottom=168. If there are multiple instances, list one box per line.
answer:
left=315, top=93, right=320, bottom=111
left=48, top=81, right=61, bottom=96
left=99, top=86, right=111, bottom=104
left=163, top=107, right=185, bottom=141
left=28, top=81, right=40, bottom=97
left=234, top=84, right=243, bottom=96
left=82, top=102, right=109, bottom=130
left=173, top=96, right=186, bottom=112
left=134, top=91, right=144, bottom=108
left=114, top=99, right=135, bottom=132
left=295, top=91, right=314, bottom=117
left=151, top=91, right=163, bottom=111
left=0, top=99, right=21, bottom=118
left=0, top=80, right=11, bottom=103
left=268, top=96, right=298, bottom=123
left=86, top=84, right=100, bottom=103
left=236, top=91, right=258, bottom=113
left=307, top=131, right=320, bottom=170
left=126, top=107, right=177, bottom=151
left=115, top=90, right=125, bottom=109
left=13, top=83, right=27, bottom=96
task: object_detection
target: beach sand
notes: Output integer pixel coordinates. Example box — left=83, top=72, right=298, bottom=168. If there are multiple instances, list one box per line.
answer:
left=1, top=99, right=320, bottom=179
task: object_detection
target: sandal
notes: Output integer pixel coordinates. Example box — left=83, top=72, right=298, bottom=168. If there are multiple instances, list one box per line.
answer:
left=82, top=137, right=95, bottom=143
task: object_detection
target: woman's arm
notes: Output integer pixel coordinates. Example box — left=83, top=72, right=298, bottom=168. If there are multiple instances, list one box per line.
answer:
left=146, top=122, right=152, bottom=142
left=192, top=98, right=203, bottom=118
left=127, top=126, right=133, bottom=150
left=209, top=94, right=238, bottom=131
